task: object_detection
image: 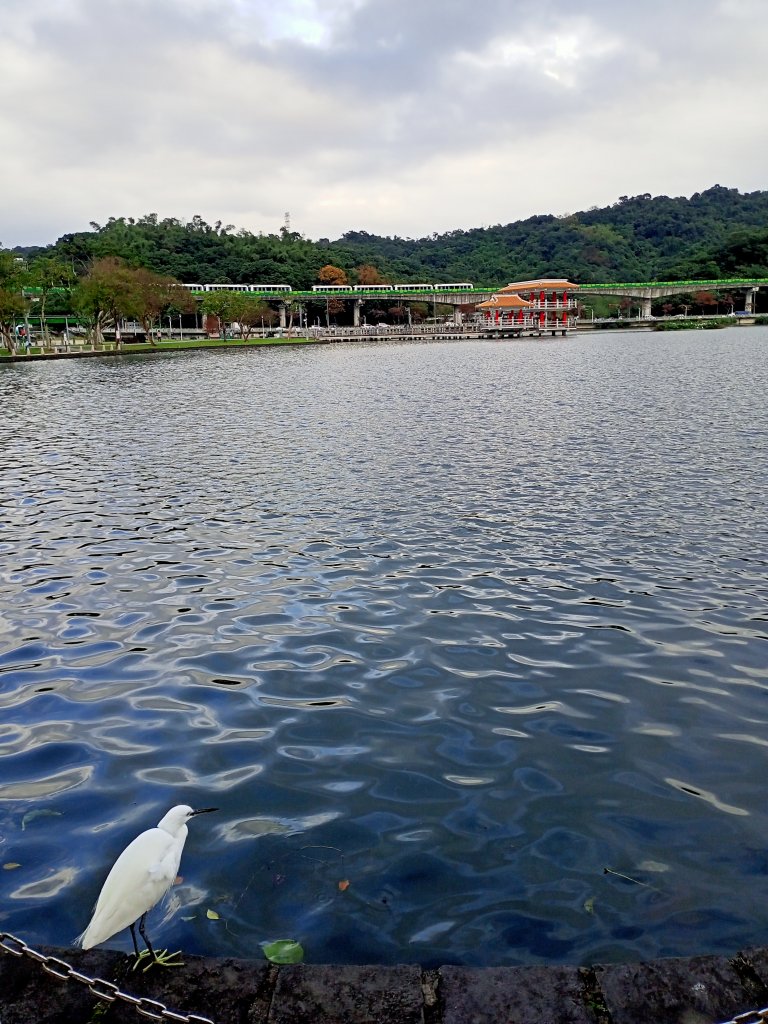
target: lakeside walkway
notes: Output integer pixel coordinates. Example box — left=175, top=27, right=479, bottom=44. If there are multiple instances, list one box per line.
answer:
left=0, top=331, right=544, bottom=364
left=3, top=316, right=757, bottom=365
left=3, top=936, right=768, bottom=1023
left=3, top=311, right=764, bottom=365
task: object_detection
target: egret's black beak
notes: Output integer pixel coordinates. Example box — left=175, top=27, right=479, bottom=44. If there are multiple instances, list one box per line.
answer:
left=191, top=807, right=218, bottom=815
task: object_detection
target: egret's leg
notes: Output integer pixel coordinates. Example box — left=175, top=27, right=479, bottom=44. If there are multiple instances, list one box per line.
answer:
left=129, top=921, right=141, bottom=958
left=132, top=912, right=183, bottom=971
left=138, top=913, right=157, bottom=960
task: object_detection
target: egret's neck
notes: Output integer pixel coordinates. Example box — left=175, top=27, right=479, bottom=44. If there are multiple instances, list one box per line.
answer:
left=157, top=812, right=189, bottom=838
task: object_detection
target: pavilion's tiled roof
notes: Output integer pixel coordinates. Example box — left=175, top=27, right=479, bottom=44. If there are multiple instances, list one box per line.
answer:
left=476, top=294, right=533, bottom=309
left=499, top=279, right=578, bottom=292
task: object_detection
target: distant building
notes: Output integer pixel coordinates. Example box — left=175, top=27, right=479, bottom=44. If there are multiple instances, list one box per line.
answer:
left=476, top=279, right=579, bottom=334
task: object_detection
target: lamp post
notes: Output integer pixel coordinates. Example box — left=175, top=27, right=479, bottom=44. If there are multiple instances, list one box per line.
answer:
left=682, top=305, right=689, bottom=318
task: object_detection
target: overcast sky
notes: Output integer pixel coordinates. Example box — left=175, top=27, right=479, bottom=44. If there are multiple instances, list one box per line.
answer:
left=1, top=0, right=767, bottom=247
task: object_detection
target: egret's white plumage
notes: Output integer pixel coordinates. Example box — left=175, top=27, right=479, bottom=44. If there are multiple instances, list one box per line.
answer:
left=78, top=804, right=216, bottom=955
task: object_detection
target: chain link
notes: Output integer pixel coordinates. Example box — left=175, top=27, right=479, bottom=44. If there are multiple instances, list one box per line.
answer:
left=4, top=928, right=767, bottom=1024
left=0, top=932, right=215, bottom=1024
left=717, top=1011, right=768, bottom=1024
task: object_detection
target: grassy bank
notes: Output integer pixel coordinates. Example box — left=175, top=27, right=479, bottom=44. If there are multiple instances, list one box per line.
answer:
left=654, top=318, right=730, bottom=331
left=0, top=335, right=318, bottom=360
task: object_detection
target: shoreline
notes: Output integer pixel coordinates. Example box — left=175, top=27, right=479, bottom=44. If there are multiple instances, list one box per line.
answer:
left=1, top=318, right=762, bottom=365
left=3, top=937, right=767, bottom=1023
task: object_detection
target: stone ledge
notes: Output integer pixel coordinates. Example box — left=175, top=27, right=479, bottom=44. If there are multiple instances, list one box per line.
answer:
left=2, top=943, right=768, bottom=1024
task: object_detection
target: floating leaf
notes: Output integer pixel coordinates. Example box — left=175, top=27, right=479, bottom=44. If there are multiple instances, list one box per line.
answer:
left=3, top=862, right=21, bottom=870
left=584, top=896, right=595, bottom=915
left=22, top=809, right=63, bottom=831
left=262, top=940, right=304, bottom=965
left=338, top=879, right=350, bottom=891
left=206, top=909, right=220, bottom=920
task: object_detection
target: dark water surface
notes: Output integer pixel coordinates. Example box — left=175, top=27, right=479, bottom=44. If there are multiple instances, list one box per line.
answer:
left=1, top=330, right=767, bottom=967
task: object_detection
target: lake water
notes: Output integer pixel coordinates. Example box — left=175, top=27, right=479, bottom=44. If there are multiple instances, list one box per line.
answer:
left=1, top=329, right=767, bottom=968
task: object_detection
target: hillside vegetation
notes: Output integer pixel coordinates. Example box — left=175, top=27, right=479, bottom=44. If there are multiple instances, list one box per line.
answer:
left=12, top=184, right=768, bottom=287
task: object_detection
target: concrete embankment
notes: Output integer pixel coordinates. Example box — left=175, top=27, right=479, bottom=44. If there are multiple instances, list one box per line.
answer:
left=3, top=942, right=768, bottom=1023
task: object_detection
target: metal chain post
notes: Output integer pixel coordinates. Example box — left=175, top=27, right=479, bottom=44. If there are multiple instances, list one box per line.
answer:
left=717, top=1012, right=768, bottom=1024
left=0, top=932, right=215, bottom=1024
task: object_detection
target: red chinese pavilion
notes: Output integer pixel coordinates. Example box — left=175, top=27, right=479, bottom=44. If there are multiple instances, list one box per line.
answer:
left=476, top=278, right=579, bottom=336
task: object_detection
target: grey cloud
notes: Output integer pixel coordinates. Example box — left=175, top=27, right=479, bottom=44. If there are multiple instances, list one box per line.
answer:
left=277, top=0, right=739, bottom=160
left=1, top=0, right=767, bottom=245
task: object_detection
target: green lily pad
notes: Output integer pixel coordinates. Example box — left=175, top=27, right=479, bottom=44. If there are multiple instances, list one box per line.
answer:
left=262, top=940, right=304, bottom=964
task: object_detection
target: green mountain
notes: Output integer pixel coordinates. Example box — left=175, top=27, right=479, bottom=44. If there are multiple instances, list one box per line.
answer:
left=12, top=184, right=768, bottom=287
left=332, top=185, right=768, bottom=284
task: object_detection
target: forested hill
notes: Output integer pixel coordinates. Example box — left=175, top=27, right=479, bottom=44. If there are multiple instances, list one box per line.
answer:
left=15, top=185, right=768, bottom=286
left=336, top=186, right=768, bottom=283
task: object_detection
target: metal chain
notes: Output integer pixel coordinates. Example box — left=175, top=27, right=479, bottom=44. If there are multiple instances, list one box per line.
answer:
left=0, top=932, right=215, bottom=1024
left=6, top=927, right=766, bottom=1024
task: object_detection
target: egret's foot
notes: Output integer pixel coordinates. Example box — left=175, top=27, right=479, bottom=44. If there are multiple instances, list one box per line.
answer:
left=131, top=949, right=151, bottom=971
left=150, top=949, right=184, bottom=971
left=131, top=948, right=184, bottom=971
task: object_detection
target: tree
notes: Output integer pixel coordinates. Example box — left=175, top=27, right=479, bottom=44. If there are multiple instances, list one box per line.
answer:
left=226, top=293, right=274, bottom=339
left=72, top=257, right=135, bottom=347
left=125, top=268, right=195, bottom=345
left=28, top=256, right=75, bottom=349
left=317, top=264, right=348, bottom=285
left=317, top=264, right=350, bottom=319
left=693, top=290, right=717, bottom=312
left=356, top=264, right=385, bottom=285
left=316, top=265, right=348, bottom=323
left=198, top=290, right=278, bottom=339
left=0, top=250, right=27, bottom=353
left=74, top=259, right=196, bottom=348
left=200, top=291, right=237, bottom=339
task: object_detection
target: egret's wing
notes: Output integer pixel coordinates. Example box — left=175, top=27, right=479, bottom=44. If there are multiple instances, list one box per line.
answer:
left=78, top=828, right=183, bottom=949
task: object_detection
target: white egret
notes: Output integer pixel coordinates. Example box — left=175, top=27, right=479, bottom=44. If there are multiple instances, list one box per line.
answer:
left=77, top=804, right=217, bottom=962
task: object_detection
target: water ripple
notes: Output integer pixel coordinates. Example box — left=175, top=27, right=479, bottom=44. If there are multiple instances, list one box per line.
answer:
left=1, top=332, right=767, bottom=967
